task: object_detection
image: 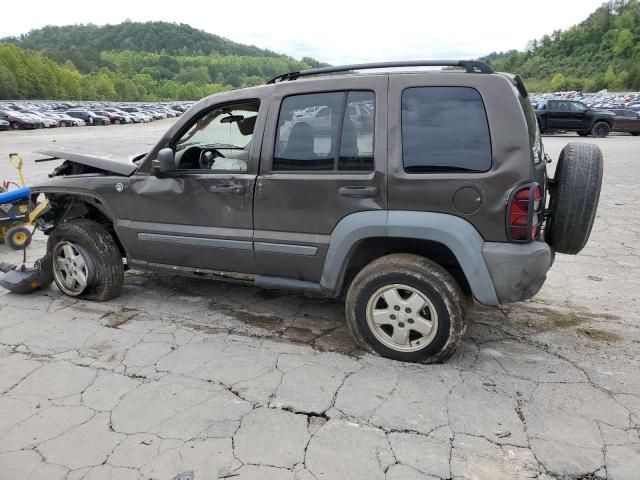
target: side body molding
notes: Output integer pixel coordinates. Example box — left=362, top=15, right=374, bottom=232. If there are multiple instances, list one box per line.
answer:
left=319, top=211, right=499, bottom=306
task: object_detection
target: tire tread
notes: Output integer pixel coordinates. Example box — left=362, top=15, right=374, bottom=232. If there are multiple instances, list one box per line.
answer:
left=345, top=253, right=466, bottom=363
left=547, top=142, right=603, bottom=254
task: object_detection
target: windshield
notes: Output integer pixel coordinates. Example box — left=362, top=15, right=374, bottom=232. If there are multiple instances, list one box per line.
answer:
left=8, top=111, right=29, bottom=118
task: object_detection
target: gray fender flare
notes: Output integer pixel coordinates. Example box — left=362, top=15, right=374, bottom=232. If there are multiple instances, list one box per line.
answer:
left=319, top=211, right=499, bottom=306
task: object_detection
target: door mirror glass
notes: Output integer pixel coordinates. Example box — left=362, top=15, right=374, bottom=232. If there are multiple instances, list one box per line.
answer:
left=151, top=148, right=175, bottom=175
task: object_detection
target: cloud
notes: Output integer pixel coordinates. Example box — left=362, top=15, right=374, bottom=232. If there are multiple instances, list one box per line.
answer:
left=1, top=0, right=605, bottom=64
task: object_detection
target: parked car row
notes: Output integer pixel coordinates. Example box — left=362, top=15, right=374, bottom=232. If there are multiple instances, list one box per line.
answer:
left=531, top=90, right=640, bottom=111
left=530, top=90, right=640, bottom=136
left=0, top=101, right=193, bottom=131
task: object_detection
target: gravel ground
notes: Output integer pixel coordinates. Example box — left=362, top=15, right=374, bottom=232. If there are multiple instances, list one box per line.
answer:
left=0, top=122, right=639, bottom=480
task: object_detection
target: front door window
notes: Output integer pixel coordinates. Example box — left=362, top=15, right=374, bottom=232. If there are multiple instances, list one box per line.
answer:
left=174, top=101, right=259, bottom=172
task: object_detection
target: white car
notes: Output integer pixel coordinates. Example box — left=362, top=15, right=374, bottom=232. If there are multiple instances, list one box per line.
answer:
left=23, top=111, right=58, bottom=128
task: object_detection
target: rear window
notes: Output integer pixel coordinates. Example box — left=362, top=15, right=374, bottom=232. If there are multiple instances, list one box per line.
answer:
left=517, top=90, right=543, bottom=164
left=401, top=87, right=491, bottom=173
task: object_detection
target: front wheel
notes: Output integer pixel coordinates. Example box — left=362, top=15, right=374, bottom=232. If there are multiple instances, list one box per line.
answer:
left=48, top=219, right=124, bottom=301
left=345, top=254, right=466, bottom=363
left=591, top=121, right=610, bottom=138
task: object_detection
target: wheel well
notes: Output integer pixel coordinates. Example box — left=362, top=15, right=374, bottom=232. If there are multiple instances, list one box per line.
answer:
left=339, top=237, right=472, bottom=297
left=593, top=119, right=613, bottom=127
left=44, top=195, right=125, bottom=257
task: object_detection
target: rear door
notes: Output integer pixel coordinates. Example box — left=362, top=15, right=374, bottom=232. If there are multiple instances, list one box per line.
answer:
left=253, top=75, right=387, bottom=282
left=547, top=101, right=571, bottom=129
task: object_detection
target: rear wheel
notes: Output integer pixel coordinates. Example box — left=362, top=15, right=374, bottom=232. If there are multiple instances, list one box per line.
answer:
left=591, top=121, right=610, bottom=138
left=346, top=254, right=466, bottom=363
left=631, top=132, right=640, bottom=136
left=48, top=219, right=124, bottom=301
left=546, top=143, right=603, bottom=254
left=10, top=122, right=20, bottom=130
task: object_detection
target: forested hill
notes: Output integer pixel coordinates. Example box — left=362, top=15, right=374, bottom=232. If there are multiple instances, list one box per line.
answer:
left=0, top=21, right=325, bottom=101
left=2, top=22, right=314, bottom=72
left=483, top=0, right=640, bottom=92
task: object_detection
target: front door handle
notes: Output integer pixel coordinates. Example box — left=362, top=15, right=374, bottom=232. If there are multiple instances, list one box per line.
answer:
left=209, top=184, right=245, bottom=194
left=339, top=186, right=379, bottom=198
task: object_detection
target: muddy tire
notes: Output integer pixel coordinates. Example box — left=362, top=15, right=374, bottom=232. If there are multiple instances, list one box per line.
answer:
left=591, top=121, right=610, bottom=138
left=47, top=219, right=124, bottom=301
left=546, top=143, right=603, bottom=255
left=345, top=253, right=466, bottom=363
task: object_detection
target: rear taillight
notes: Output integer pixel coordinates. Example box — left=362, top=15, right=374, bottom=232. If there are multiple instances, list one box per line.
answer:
left=507, top=183, right=543, bottom=242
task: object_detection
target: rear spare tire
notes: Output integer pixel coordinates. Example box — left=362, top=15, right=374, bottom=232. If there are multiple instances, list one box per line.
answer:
left=546, top=143, right=603, bottom=255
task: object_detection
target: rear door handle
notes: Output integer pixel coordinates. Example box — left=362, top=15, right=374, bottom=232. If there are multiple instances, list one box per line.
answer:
left=209, top=184, right=245, bottom=194
left=338, top=186, right=379, bottom=198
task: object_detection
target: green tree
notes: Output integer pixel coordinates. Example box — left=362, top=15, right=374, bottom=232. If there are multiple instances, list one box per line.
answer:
left=549, top=73, right=569, bottom=91
left=93, top=72, right=117, bottom=99
left=0, top=64, right=19, bottom=98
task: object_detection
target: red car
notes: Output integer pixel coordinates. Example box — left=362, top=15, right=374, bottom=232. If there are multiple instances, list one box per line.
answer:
left=93, top=111, right=127, bottom=125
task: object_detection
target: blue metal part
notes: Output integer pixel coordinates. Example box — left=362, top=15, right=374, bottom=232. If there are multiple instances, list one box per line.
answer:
left=0, top=187, right=30, bottom=204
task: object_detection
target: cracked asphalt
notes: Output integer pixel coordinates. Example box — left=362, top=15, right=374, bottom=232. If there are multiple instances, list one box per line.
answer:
left=0, top=122, right=639, bottom=480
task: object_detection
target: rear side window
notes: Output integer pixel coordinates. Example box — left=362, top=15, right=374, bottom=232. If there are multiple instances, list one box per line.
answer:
left=274, top=91, right=375, bottom=172
left=517, top=90, right=543, bottom=164
left=402, top=87, right=491, bottom=173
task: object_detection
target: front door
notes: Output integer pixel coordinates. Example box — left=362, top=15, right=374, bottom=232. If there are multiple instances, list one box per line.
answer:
left=253, top=75, right=387, bottom=282
left=117, top=98, right=266, bottom=273
left=569, top=101, right=591, bottom=130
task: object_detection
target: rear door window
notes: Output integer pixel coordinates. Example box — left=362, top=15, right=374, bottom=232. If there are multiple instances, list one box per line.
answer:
left=274, top=91, right=375, bottom=172
left=401, top=87, right=491, bottom=173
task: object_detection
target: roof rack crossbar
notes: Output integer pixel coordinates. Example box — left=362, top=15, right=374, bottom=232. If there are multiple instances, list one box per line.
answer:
left=267, top=60, right=494, bottom=84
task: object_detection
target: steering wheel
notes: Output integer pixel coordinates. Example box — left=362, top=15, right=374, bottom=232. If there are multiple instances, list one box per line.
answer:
left=198, top=148, right=225, bottom=169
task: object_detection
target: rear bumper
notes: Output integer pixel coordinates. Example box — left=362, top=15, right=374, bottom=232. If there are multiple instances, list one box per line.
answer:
left=482, top=241, right=552, bottom=304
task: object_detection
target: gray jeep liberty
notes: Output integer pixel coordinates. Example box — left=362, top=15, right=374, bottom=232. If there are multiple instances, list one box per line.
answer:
left=29, top=60, right=603, bottom=363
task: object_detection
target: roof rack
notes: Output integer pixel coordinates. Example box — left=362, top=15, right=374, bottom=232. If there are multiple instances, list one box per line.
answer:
left=267, top=60, right=494, bottom=84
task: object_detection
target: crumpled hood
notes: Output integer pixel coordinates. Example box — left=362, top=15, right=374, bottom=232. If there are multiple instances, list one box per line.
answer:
left=36, top=147, right=141, bottom=176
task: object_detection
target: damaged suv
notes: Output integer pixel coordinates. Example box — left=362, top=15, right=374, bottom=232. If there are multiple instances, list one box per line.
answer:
left=23, top=61, right=603, bottom=363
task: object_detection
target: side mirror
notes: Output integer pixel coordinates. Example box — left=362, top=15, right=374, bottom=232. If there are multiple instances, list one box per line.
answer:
left=151, top=148, right=175, bottom=175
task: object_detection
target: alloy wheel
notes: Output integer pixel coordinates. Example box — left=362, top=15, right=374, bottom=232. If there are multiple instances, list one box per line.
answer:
left=366, top=283, right=438, bottom=352
left=52, top=241, right=94, bottom=296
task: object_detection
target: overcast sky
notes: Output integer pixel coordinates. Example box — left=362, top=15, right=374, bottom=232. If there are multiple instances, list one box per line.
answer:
left=1, top=0, right=605, bottom=64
